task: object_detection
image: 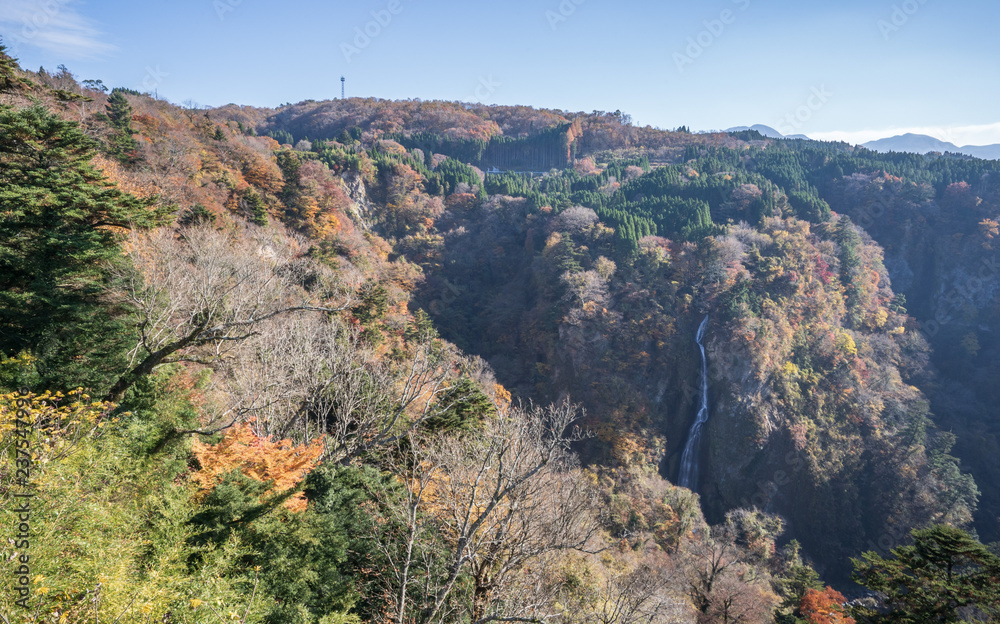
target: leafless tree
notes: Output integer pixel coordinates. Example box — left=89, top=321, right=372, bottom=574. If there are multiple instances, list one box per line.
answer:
left=374, top=400, right=603, bottom=624
left=682, top=518, right=779, bottom=624
left=366, top=433, right=449, bottom=624
left=698, top=569, right=776, bottom=624
left=552, top=206, right=599, bottom=235
left=105, top=224, right=357, bottom=403
left=220, top=310, right=463, bottom=463
left=591, top=560, right=694, bottom=624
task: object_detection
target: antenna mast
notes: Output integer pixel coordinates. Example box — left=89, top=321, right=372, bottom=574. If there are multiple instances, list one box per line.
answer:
left=340, top=76, right=345, bottom=99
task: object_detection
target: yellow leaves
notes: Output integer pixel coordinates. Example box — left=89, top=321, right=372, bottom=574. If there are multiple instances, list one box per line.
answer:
left=873, top=307, right=889, bottom=329
left=542, top=231, right=562, bottom=253
left=492, top=383, right=512, bottom=415
left=611, top=432, right=643, bottom=465
left=0, top=389, right=114, bottom=463
left=979, top=218, right=999, bottom=242
left=91, top=153, right=158, bottom=199
left=190, top=598, right=204, bottom=609
left=782, top=362, right=800, bottom=378
left=835, top=331, right=858, bottom=357
left=191, top=421, right=325, bottom=512
left=0, top=351, right=37, bottom=381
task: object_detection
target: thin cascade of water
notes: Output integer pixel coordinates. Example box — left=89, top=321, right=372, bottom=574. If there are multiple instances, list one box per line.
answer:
left=678, top=315, right=709, bottom=491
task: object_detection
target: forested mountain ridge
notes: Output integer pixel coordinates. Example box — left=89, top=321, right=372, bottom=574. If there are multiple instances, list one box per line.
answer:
left=2, top=41, right=999, bottom=624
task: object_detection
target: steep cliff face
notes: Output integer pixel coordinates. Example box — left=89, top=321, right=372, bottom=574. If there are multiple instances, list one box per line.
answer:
left=828, top=172, right=1000, bottom=540
left=680, top=217, right=976, bottom=577
left=343, top=170, right=376, bottom=227
left=369, top=149, right=978, bottom=576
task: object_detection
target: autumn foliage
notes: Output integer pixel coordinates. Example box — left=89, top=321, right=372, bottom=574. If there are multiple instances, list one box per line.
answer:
left=191, top=420, right=324, bottom=511
left=800, top=588, right=854, bottom=624
left=0, top=386, right=114, bottom=466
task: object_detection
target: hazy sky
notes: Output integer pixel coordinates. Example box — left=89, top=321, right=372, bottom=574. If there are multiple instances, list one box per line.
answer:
left=2, top=0, right=997, bottom=145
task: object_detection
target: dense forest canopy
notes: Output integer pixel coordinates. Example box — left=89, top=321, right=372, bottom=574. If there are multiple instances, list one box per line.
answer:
left=3, top=41, right=1000, bottom=624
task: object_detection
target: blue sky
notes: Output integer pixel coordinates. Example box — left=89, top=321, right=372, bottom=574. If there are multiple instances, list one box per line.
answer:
left=2, top=0, right=998, bottom=145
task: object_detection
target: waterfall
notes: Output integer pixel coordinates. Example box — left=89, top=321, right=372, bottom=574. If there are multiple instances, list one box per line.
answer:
left=678, top=315, right=710, bottom=491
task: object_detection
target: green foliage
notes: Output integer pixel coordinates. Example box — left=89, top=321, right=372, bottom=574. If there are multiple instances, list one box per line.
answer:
left=105, top=90, right=139, bottom=162
left=179, top=203, right=217, bottom=226
left=0, top=374, right=260, bottom=623
left=316, top=145, right=363, bottom=175
left=7, top=52, right=1000, bottom=623
left=185, top=463, right=380, bottom=624
left=392, top=123, right=575, bottom=172
left=423, top=376, right=495, bottom=432
left=835, top=216, right=864, bottom=327
left=0, top=38, right=32, bottom=93
left=852, top=525, right=1000, bottom=623
left=239, top=187, right=269, bottom=225
left=275, top=148, right=304, bottom=208
left=775, top=564, right=825, bottom=618
left=787, top=189, right=831, bottom=222
left=435, top=157, right=485, bottom=198
left=351, top=278, right=389, bottom=324
left=267, top=128, right=294, bottom=145
left=926, top=432, right=980, bottom=517
left=0, top=104, right=170, bottom=392
left=0, top=351, right=41, bottom=392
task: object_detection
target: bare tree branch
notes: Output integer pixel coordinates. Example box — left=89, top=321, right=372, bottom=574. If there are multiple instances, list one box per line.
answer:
left=105, top=224, right=357, bottom=402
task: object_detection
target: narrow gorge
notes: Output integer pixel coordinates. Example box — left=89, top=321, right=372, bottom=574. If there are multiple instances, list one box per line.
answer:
left=678, top=315, right=710, bottom=491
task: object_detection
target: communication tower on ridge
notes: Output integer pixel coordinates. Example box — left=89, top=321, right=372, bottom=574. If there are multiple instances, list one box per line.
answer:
left=341, top=76, right=345, bottom=100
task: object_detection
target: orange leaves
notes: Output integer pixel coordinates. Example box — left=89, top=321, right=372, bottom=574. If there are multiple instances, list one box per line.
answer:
left=242, top=155, right=284, bottom=195
left=445, top=192, right=478, bottom=213
left=91, top=154, right=158, bottom=199
left=980, top=218, right=999, bottom=249
left=492, top=383, right=512, bottom=415
left=800, top=587, right=855, bottom=624
left=191, top=421, right=324, bottom=512
left=292, top=159, right=356, bottom=240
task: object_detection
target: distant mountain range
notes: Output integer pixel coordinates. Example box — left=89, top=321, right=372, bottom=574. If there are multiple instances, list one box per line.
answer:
left=725, top=124, right=810, bottom=140
left=725, top=125, right=1000, bottom=161
left=861, top=133, right=1000, bottom=160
